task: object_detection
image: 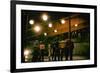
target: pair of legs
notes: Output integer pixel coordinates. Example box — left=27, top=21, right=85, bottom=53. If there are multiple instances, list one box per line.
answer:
left=52, top=49, right=60, bottom=61
left=40, top=50, right=44, bottom=61
left=65, top=48, right=73, bottom=60
left=54, top=53, right=60, bottom=61
left=60, top=49, right=65, bottom=61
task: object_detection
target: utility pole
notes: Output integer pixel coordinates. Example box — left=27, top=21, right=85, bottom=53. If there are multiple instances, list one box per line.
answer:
left=68, top=16, right=71, bottom=40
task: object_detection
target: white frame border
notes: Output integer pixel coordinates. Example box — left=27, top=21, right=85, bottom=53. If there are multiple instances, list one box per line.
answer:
left=16, top=4, right=95, bottom=69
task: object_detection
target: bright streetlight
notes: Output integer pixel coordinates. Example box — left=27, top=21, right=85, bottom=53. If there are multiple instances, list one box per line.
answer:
left=54, top=29, right=57, bottom=33
left=61, top=19, right=65, bottom=24
left=24, top=49, right=30, bottom=56
left=34, top=25, right=41, bottom=32
left=42, top=14, right=48, bottom=21
left=48, top=23, right=52, bottom=28
left=44, top=32, right=47, bottom=36
left=25, top=55, right=28, bottom=59
left=75, top=24, right=78, bottom=27
left=74, top=24, right=78, bottom=34
left=29, top=19, right=34, bottom=25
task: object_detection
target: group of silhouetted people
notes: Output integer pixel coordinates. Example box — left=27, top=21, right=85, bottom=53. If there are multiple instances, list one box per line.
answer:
left=51, top=39, right=74, bottom=61
left=31, top=39, right=74, bottom=62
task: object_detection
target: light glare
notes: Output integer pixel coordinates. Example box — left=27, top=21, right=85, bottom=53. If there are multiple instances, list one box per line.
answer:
left=29, top=19, right=34, bottom=25
left=75, top=24, right=78, bottom=27
left=25, top=55, right=28, bottom=59
left=48, top=23, right=52, bottom=28
left=54, top=29, right=57, bottom=33
left=44, top=33, right=47, bottom=36
left=61, top=19, right=65, bottom=24
left=34, top=25, right=41, bottom=32
left=42, top=14, right=48, bottom=21
left=24, top=50, right=30, bottom=56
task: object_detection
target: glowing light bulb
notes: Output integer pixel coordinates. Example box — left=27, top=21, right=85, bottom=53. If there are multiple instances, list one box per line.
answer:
left=75, top=24, right=78, bottom=27
left=29, top=19, right=34, bottom=25
left=44, top=33, right=47, bottom=36
left=34, top=25, right=41, bottom=32
left=54, top=29, right=57, bottom=33
left=61, top=19, right=65, bottom=24
left=24, top=50, right=30, bottom=56
left=42, top=14, right=48, bottom=21
left=48, top=23, right=52, bottom=28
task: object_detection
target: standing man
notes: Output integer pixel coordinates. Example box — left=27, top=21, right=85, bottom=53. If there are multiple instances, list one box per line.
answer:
left=39, top=41, right=45, bottom=62
left=65, top=39, right=74, bottom=60
left=32, top=47, right=40, bottom=62
left=59, top=41, right=66, bottom=61
left=51, top=38, right=60, bottom=61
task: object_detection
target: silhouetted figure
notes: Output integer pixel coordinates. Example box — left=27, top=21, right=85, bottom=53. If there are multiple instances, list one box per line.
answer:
left=59, top=42, right=65, bottom=61
left=32, top=47, right=40, bottom=62
left=39, top=42, right=45, bottom=62
left=48, top=44, right=52, bottom=61
left=65, top=39, right=74, bottom=60
left=52, top=40, right=60, bottom=61
left=51, top=42, right=55, bottom=61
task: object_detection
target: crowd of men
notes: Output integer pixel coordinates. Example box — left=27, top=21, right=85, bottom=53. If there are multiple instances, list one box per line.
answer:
left=32, top=39, right=74, bottom=62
